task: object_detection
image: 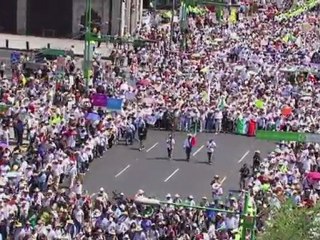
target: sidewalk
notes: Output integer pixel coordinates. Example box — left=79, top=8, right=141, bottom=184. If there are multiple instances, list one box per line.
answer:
left=0, top=34, right=112, bottom=56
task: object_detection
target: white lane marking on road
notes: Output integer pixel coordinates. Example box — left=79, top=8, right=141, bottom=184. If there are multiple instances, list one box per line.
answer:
left=146, top=142, right=159, bottom=152
left=238, top=150, right=250, bottom=163
left=193, top=145, right=204, bottom=156
left=221, top=176, right=227, bottom=184
left=115, top=165, right=131, bottom=178
left=164, top=168, right=180, bottom=182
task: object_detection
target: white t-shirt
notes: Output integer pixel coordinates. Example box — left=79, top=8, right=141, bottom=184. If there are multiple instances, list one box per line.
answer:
left=74, top=209, right=84, bottom=224
left=166, top=138, right=175, bottom=149
left=207, top=141, right=217, bottom=153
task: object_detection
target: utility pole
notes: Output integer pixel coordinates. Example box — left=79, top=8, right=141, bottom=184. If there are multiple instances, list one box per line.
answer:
left=84, top=0, right=92, bottom=89
left=180, top=1, right=188, bottom=50
left=169, top=0, right=176, bottom=49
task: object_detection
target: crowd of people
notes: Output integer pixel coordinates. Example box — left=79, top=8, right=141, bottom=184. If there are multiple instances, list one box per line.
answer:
left=0, top=0, right=320, bottom=239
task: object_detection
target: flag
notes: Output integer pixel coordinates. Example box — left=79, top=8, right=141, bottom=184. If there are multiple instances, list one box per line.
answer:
left=218, top=96, right=226, bottom=109
left=229, top=8, right=237, bottom=23
left=216, top=6, right=223, bottom=21
left=191, top=136, right=197, bottom=146
left=236, top=118, right=246, bottom=134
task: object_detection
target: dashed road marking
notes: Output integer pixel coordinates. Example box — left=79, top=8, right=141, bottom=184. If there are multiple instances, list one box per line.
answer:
left=164, top=168, right=180, bottom=182
left=221, top=176, right=227, bottom=184
left=115, top=165, right=131, bottom=178
left=193, top=145, right=204, bottom=156
left=146, top=142, right=159, bottom=152
left=238, top=150, right=250, bottom=163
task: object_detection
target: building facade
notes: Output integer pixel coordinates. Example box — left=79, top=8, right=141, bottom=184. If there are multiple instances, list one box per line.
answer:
left=0, top=0, right=143, bottom=38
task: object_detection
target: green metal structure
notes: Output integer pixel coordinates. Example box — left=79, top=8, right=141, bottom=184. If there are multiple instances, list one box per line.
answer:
left=84, top=0, right=92, bottom=87
left=136, top=192, right=256, bottom=240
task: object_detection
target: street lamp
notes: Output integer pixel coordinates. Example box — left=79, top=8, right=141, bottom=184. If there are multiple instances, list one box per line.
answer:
left=84, top=0, right=92, bottom=89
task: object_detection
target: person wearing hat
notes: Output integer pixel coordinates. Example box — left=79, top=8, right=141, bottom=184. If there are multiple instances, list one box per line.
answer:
left=173, top=194, right=182, bottom=204
left=132, top=225, right=146, bottom=239
left=166, top=133, right=175, bottom=160
left=200, top=196, right=209, bottom=207
left=66, top=219, right=77, bottom=239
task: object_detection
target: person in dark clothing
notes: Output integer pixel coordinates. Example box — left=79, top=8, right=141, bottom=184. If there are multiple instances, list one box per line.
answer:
left=14, top=119, right=24, bottom=146
left=239, top=163, right=250, bottom=189
left=138, top=126, right=147, bottom=151
left=108, top=131, right=115, bottom=149
left=252, top=150, right=262, bottom=172
left=0, top=220, right=7, bottom=240
left=183, top=134, right=193, bottom=161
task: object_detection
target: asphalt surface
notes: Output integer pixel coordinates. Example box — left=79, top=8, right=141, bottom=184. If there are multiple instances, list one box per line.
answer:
left=83, top=130, right=275, bottom=200
left=0, top=49, right=12, bottom=69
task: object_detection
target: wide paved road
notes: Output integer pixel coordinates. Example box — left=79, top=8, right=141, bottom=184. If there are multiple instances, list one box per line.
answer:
left=84, top=130, right=275, bottom=200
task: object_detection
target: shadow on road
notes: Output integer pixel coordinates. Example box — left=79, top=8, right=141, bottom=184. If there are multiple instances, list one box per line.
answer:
left=146, top=157, right=189, bottom=162
left=146, top=157, right=168, bottom=161
left=194, top=161, right=210, bottom=165
left=129, top=147, right=141, bottom=151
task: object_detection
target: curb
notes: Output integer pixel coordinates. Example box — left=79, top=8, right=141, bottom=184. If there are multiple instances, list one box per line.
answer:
left=0, top=47, right=111, bottom=60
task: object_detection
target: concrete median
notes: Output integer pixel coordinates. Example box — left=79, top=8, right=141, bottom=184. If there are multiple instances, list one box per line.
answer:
left=0, top=33, right=112, bottom=58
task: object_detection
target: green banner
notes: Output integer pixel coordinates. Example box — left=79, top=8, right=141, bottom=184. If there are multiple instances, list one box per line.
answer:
left=256, top=130, right=306, bottom=142
left=276, top=0, right=320, bottom=21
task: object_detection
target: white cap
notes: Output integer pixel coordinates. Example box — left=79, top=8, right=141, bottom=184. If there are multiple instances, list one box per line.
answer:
left=166, top=193, right=171, bottom=198
left=99, top=187, right=104, bottom=192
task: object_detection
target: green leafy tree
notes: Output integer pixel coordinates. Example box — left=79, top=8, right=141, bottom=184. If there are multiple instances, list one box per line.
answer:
left=258, top=201, right=320, bottom=240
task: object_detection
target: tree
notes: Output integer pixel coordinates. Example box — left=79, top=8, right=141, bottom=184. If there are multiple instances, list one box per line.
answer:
left=258, top=201, right=320, bottom=240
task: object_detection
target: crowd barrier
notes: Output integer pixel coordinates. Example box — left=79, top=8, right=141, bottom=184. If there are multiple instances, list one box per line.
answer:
left=0, top=38, right=52, bottom=51
left=149, top=115, right=260, bottom=135
left=148, top=115, right=296, bottom=136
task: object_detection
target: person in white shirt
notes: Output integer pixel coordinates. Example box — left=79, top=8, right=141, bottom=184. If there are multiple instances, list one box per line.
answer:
left=214, top=109, right=223, bottom=134
left=206, top=139, right=217, bottom=165
left=166, top=134, right=175, bottom=159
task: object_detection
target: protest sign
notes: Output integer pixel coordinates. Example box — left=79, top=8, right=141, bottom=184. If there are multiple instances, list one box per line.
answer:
left=145, top=115, right=157, bottom=125
left=255, top=100, right=264, bottom=109
left=107, top=98, right=123, bottom=112
left=90, top=94, right=108, bottom=107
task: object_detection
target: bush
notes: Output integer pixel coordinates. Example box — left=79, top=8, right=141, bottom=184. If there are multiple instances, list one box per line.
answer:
left=258, top=201, right=320, bottom=240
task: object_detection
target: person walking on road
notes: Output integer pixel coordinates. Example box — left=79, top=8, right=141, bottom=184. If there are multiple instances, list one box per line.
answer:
left=166, top=134, right=175, bottom=159
left=183, top=134, right=194, bottom=161
left=206, top=139, right=217, bottom=164
left=0, top=62, right=5, bottom=79
left=136, top=117, right=147, bottom=151
left=239, top=163, right=250, bottom=189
